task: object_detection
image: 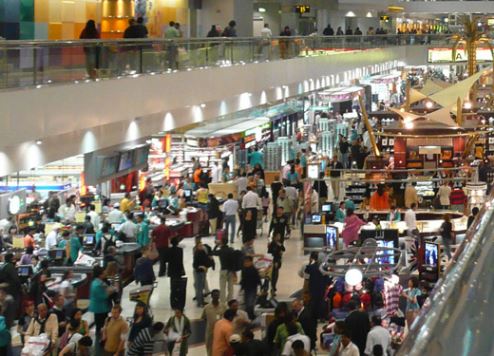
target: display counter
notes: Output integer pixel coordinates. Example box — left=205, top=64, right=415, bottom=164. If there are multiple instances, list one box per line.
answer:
left=264, top=171, right=279, bottom=186
left=208, top=182, right=237, bottom=199
left=116, top=242, right=141, bottom=284
left=48, top=266, right=94, bottom=299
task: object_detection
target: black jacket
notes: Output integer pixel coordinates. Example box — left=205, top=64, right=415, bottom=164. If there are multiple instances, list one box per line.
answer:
left=269, top=216, right=289, bottom=240
left=240, top=266, right=260, bottom=292
left=297, top=306, right=317, bottom=349
left=313, top=180, right=328, bottom=198
left=345, top=310, right=371, bottom=355
left=208, top=198, right=222, bottom=219
left=193, top=249, right=210, bottom=272
left=213, top=245, right=234, bottom=271
left=167, top=246, right=185, bottom=278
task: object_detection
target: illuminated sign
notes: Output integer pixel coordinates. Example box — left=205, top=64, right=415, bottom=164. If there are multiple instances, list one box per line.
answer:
left=295, top=5, right=310, bottom=14
left=428, top=48, right=493, bottom=63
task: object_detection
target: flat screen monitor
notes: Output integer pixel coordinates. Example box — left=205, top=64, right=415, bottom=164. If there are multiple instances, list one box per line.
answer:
left=183, top=190, right=192, bottom=201
left=101, top=156, right=119, bottom=177
left=49, top=248, right=65, bottom=260
left=424, top=242, right=439, bottom=268
left=311, top=214, right=321, bottom=224
left=118, top=151, right=135, bottom=171
left=308, top=164, right=320, bottom=180
left=305, top=237, right=324, bottom=249
left=322, top=203, right=332, bottom=212
left=17, top=265, right=33, bottom=277
left=376, top=239, right=395, bottom=264
left=84, top=235, right=95, bottom=245
left=325, top=225, right=338, bottom=249
left=134, top=146, right=150, bottom=166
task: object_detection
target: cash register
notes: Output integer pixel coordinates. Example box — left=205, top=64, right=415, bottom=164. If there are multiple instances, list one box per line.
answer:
left=17, top=265, right=33, bottom=281
left=48, top=248, right=66, bottom=265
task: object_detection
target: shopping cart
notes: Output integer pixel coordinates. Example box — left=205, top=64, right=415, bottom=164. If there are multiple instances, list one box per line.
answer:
left=255, top=256, right=273, bottom=306
left=128, top=282, right=157, bottom=317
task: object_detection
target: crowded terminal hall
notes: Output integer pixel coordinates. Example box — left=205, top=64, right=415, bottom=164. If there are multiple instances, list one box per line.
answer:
left=2, top=3, right=494, bottom=355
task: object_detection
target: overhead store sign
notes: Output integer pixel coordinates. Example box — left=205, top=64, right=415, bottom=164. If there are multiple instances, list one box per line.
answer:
left=295, top=5, right=310, bottom=14
left=428, top=48, right=493, bottom=63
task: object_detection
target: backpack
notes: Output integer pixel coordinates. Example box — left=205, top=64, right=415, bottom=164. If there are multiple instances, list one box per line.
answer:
left=102, top=234, right=116, bottom=254
left=229, top=249, right=244, bottom=272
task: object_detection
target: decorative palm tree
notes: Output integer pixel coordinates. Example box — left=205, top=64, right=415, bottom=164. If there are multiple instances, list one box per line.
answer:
left=451, top=16, right=493, bottom=77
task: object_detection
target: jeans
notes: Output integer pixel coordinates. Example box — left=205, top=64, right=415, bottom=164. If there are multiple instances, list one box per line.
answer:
left=442, top=237, right=452, bottom=259
left=224, top=215, right=236, bottom=243
left=340, top=153, right=349, bottom=168
left=244, top=289, right=257, bottom=320
left=194, top=269, right=206, bottom=306
left=157, top=246, right=168, bottom=277
left=219, top=270, right=234, bottom=303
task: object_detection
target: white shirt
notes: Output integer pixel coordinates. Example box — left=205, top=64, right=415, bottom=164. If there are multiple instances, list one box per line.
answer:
left=45, top=230, right=58, bottom=250
left=223, top=199, right=239, bottom=216
left=120, top=220, right=138, bottom=238
left=281, top=334, right=311, bottom=356
left=236, top=177, right=248, bottom=195
left=87, top=211, right=101, bottom=231
left=285, top=186, right=298, bottom=202
left=365, top=326, right=391, bottom=356
left=107, top=209, right=124, bottom=224
left=261, top=27, right=273, bottom=39
left=242, top=191, right=260, bottom=209
left=211, top=165, right=221, bottom=183
left=438, top=185, right=451, bottom=206
left=58, top=204, right=76, bottom=221
left=405, top=209, right=417, bottom=231
left=337, top=341, right=360, bottom=356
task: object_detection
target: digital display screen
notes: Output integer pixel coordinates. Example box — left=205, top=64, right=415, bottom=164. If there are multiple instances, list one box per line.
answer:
left=377, top=240, right=395, bottom=264
left=84, top=235, right=95, bottom=245
left=50, top=249, right=65, bottom=260
left=118, top=151, right=135, bottom=171
left=184, top=190, right=192, bottom=198
left=311, top=214, right=321, bottom=224
left=308, top=164, right=319, bottom=180
left=326, top=226, right=337, bottom=249
left=101, top=156, right=119, bottom=177
left=18, top=266, right=32, bottom=277
left=322, top=204, right=332, bottom=212
left=134, top=146, right=150, bottom=166
left=305, top=237, right=324, bottom=248
left=424, top=242, right=438, bottom=267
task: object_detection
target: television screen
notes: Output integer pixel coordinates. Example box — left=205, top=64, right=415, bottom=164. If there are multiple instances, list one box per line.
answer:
left=118, top=151, right=135, bottom=171
left=325, top=226, right=337, bottom=249
left=377, top=239, right=395, bottom=264
left=84, top=235, right=95, bottom=245
left=50, top=249, right=65, bottom=260
left=101, top=156, right=119, bottom=177
left=311, top=214, right=321, bottom=224
left=322, top=203, right=332, bottom=212
left=184, top=190, right=192, bottom=199
left=134, top=146, right=150, bottom=166
left=17, top=266, right=32, bottom=277
left=305, top=237, right=324, bottom=248
left=424, top=242, right=438, bottom=267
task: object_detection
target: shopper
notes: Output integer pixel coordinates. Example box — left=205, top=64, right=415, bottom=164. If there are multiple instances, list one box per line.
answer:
left=168, top=237, right=186, bottom=310
left=152, top=216, right=172, bottom=277
left=213, top=239, right=235, bottom=303
left=336, top=27, right=344, bottom=35
left=370, top=184, right=390, bottom=210
left=402, top=277, right=422, bottom=328
left=136, top=213, right=150, bottom=247
left=127, top=322, right=165, bottom=356
left=440, top=214, right=453, bottom=260
left=405, top=203, right=419, bottom=238
left=25, top=303, right=58, bottom=351
left=101, top=304, right=129, bottom=356
left=222, top=193, right=239, bottom=244
left=467, top=207, right=480, bottom=229
left=437, top=181, right=452, bottom=209
left=135, top=17, right=148, bottom=38
left=339, top=135, right=350, bottom=168
left=304, top=252, right=330, bottom=321
left=279, top=26, right=292, bottom=59
left=208, top=194, right=222, bottom=236
left=269, top=207, right=290, bottom=243
left=344, top=301, right=370, bottom=355
left=387, top=205, right=401, bottom=222
left=202, top=289, right=226, bottom=356
left=207, top=25, right=220, bottom=37
left=128, top=302, right=152, bottom=347
left=165, top=308, right=191, bottom=356
left=342, top=208, right=366, bottom=247
left=212, top=310, right=235, bottom=356
left=281, top=322, right=311, bottom=356
left=242, top=187, right=260, bottom=237
left=329, top=155, right=343, bottom=200
left=291, top=298, right=316, bottom=351
left=89, top=265, right=113, bottom=338
left=364, top=315, right=391, bottom=356
left=404, top=182, right=419, bottom=209
left=222, top=20, right=237, bottom=37
left=193, top=241, right=210, bottom=307
left=335, top=201, right=346, bottom=223
left=336, top=329, right=360, bottom=356
left=268, top=233, right=285, bottom=296
left=240, top=256, right=261, bottom=320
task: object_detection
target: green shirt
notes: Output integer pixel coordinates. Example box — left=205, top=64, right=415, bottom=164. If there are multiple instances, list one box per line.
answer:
left=335, top=208, right=346, bottom=223
left=137, top=221, right=150, bottom=247
left=89, top=278, right=110, bottom=314
left=164, top=26, right=180, bottom=39
left=69, top=236, right=82, bottom=262
left=274, top=321, right=304, bottom=350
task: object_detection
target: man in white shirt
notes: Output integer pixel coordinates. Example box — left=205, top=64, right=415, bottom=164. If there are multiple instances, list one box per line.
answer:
left=242, top=187, right=260, bottom=234
left=45, top=224, right=60, bottom=250
left=120, top=213, right=138, bottom=240
left=236, top=174, right=248, bottom=196
left=281, top=323, right=311, bottom=356
left=223, top=194, right=239, bottom=243
left=58, top=199, right=76, bottom=223
left=107, top=203, right=124, bottom=224
left=365, top=316, right=391, bottom=356
left=405, top=203, right=418, bottom=238
left=261, top=23, right=272, bottom=39
left=281, top=163, right=291, bottom=181
left=211, top=162, right=222, bottom=184
left=337, top=331, right=360, bottom=356
left=87, top=205, right=101, bottom=232
left=437, top=181, right=452, bottom=209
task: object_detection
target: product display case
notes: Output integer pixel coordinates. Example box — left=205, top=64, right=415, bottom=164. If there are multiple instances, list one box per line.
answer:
left=344, top=173, right=367, bottom=206
left=415, top=180, right=435, bottom=207
left=465, top=182, right=487, bottom=211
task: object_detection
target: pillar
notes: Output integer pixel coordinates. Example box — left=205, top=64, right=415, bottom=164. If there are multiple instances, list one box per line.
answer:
left=198, top=0, right=253, bottom=37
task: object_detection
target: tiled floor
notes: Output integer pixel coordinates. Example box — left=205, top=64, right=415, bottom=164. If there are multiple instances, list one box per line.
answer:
left=119, top=220, right=309, bottom=353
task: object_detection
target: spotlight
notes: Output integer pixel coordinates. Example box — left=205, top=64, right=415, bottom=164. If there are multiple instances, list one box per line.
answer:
left=345, top=268, right=363, bottom=286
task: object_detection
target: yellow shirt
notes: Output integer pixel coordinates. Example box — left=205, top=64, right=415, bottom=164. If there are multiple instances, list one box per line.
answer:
left=104, top=316, right=129, bottom=353
left=196, top=188, right=209, bottom=204
left=120, top=197, right=134, bottom=213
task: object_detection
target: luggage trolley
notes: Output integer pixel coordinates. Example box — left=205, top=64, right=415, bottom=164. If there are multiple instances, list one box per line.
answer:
left=128, top=283, right=157, bottom=317
left=255, top=256, right=273, bottom=307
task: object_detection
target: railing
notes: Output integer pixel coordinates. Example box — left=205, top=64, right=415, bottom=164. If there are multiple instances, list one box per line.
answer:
left=0, top=34, right=450, bottom=90
left=397, top=190, right=494, bottom=355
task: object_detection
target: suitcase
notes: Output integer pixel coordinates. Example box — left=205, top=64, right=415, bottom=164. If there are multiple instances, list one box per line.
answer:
left=216, top=229, right=226, bottom=242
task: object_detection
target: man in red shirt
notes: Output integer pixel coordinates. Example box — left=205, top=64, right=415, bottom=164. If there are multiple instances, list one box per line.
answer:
left=152, top=216, right=173, bottom=277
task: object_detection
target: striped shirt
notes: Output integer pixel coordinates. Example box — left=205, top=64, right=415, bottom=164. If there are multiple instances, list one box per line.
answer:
left=127, top=327, right=155, bottom=356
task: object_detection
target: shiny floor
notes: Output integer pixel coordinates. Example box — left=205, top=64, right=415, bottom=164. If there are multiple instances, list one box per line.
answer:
left=120, top=221, right=308, bottom=354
